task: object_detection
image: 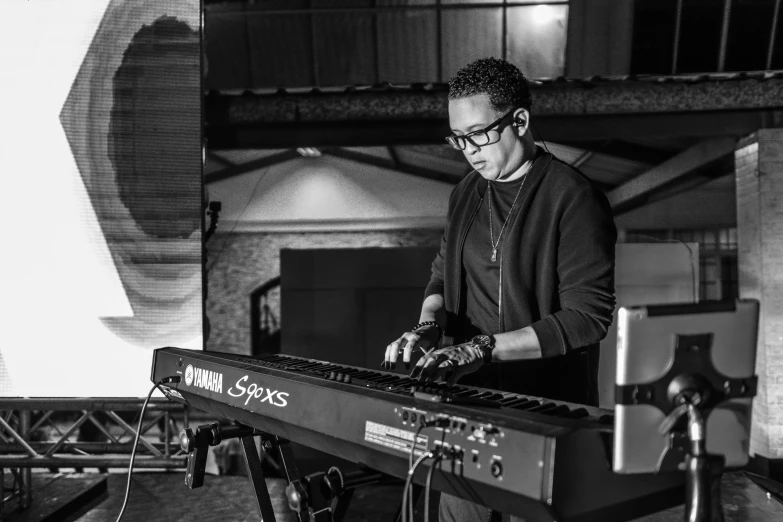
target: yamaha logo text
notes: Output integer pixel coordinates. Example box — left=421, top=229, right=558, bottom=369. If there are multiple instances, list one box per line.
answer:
left=184, top=364, right=223, bottom=393
left=228, top=376, right=289, bottom=408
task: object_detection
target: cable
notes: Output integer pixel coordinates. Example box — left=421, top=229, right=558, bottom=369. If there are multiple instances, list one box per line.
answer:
left=407, top=423, right=426, bottom=519
left=423, top=451, right=445, bottom=522
left=115, top=376, right=181, bottom=522
left=402, top=417, right=450, bottom=522
left=530, top=121, right=552, bottom=156
left=402, top=450, right=436, bottom=522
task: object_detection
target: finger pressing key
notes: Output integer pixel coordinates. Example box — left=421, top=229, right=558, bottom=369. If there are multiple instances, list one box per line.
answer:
left=409, top=354, right=428, bottom=379
left=403, top=338, right=419, bottom=370
left=384, top=341, right=398, bottom=369
left=417, top=353, right=450, bottom=383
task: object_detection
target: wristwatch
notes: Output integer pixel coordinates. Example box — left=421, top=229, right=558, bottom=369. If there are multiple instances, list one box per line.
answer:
left=470, top=335, right=495, bottom=365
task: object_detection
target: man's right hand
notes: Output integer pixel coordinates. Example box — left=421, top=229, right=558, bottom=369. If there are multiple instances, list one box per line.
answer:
left=383, top=324, right=440, bottom=370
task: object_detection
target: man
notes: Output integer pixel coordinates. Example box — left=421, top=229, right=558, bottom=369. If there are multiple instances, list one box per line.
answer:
left=382, top=57, right=617, bottom=522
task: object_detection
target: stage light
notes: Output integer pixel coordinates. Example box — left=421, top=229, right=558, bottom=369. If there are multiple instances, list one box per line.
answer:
left=297, top=147, right=322, bottom=157
left=532, top=4, right=556, bottom=25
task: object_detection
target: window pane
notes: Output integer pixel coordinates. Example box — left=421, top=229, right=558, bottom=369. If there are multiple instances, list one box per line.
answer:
left=311, top=0, right=373, bottom=8
left=631, top=0, right=677, bottom=74
left=442, top=8, right=503, bottom=80
left=442, top=0, right=502, bottom=4
left=312, top=12, right=376, bottom=85
left=246, top=13, right=315, bottom=87
left=377, top=9, right=439, bottom=82
left=678, top=0, right=723, bottom=73
left=725, top=0, right=776, bottom=71
left=507, top=5, right=568, bottom=79
left=378, top=0, right=435, bottom=5
left=703, top=229, right=716, bottom=250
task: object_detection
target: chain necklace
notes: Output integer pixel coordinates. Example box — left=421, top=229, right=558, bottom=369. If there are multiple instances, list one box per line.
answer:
left=488, top=172, right=529, bottom=262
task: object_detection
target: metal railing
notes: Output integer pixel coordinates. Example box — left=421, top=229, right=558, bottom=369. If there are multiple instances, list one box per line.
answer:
left=0, top=398, right=190, bottom=517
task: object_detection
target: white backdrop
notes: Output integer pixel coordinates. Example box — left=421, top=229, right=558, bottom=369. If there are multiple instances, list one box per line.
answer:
left=0, top=0, right=203, bottom=397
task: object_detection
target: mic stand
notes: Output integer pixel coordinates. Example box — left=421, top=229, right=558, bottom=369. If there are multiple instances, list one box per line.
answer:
left=659, top=389, right=725, bottom=522
left=683, top=403, right=725, bottom=522
left=616, top=331, right=757, bottom=522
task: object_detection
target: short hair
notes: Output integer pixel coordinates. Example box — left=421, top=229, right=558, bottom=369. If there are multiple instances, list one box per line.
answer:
left=448, top=57, right=533, bottom=113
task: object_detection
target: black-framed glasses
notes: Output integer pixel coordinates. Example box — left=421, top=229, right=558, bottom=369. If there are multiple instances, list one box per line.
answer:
left=445, top=109, right=515, bottom=151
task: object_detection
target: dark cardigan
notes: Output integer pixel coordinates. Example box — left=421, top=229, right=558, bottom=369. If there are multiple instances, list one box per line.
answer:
left=423, top=151, right=617, bottom=405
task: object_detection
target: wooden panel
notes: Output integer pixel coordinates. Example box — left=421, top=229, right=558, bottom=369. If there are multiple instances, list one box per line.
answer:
left=280, top=247, right=438, bottom=368
left=281, top=247, right=436, bottom=290
left=281, top=289, right=364, bottom=366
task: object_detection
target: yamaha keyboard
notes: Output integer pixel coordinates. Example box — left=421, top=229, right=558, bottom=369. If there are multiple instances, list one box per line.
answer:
left=151, top=347, right=684, bottom=522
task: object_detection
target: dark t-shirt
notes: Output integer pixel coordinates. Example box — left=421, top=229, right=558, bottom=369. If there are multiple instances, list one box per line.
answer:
left=461, top=173, right=529, bottom=340
left=458, top=174, right=531, bottom=390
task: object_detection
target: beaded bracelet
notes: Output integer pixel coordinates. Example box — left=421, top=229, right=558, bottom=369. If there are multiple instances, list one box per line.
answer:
left=412, top=321, right=442, bottom=341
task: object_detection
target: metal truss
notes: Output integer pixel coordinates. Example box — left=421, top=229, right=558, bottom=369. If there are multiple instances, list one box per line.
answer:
left=0, top=398, right=189, bottom=517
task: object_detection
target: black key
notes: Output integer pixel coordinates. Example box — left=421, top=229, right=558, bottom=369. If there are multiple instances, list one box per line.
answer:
left=510, top=400, right=541, bottom=411
left=563, top=408, right=590, bottom=419
left=451, top=389, right=480, bottom=397
left=598, top=414, right=615, bottom=425
left=527, top=403, right=559, bottom=414
left=543, top=405, right=572, bottom=417
left=502, top=398, right=534, bottom=409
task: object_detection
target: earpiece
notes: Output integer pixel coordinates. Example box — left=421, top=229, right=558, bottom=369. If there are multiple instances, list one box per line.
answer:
left=513, top=116, right=526, bottom=128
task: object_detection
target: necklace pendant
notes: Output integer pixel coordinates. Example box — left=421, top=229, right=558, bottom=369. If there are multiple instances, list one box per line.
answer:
left=491, top=248, right=497, bottom=262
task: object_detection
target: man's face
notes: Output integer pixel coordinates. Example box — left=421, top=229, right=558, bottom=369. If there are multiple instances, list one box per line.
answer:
left=448, top=94, right=525, bottom=181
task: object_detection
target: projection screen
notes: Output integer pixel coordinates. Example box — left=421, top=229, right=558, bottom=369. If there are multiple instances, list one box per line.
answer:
left=0, top=0, right=204, bottom=397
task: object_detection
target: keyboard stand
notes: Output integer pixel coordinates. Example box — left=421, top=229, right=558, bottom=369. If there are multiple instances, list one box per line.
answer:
left=180, top=422, right=389, bottom=522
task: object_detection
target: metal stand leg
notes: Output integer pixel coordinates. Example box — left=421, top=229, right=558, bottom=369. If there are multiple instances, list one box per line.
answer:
left=241, top=435, right=278, bottom=522
left=19, top=411, right=31, bottom=509
left=1, top=467, right=5, bottom=520
left=274, top=437, right=309, bottom=522
left=180, top=425, right=382, bottom=522
left=683, top=403, right=725, bottom=522
left=181, top=424, right=302, bottom=521
left=685, top=452, right=725, bottom=522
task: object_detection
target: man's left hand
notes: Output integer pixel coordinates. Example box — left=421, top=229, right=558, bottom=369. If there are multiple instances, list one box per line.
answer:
left=409, top=343, right=484, bottom=385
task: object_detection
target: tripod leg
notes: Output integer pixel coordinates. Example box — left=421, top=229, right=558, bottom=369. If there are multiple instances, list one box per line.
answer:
left=241, top=435, right=278, bottom=522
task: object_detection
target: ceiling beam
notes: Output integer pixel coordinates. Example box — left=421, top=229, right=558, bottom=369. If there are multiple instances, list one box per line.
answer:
left=322, top=147, right=462, bottom=185
left=535, top=111, right=775, bottom=143
left=206, top=151, right=236, bottom=168
left=387, top=146, right=400, bottom=169
left=206, top=110, right=782, bottom=148
left=571, top=150, right=593, bottom=168
left=206, top=120, right=450, bottom=148
left=567, top=140, right=678, bottom=165
left=607, top=137, right=736, bottom=213
left=205, top=149, right=300, bottom=184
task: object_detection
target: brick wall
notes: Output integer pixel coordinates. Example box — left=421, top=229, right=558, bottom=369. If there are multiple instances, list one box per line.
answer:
left=736, top=129, right=783, bottom=458
left=205, top=228, right=443, bottom=355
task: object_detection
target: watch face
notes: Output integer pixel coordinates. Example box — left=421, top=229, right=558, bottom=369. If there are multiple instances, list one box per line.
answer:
left=472, top=335, right=492, bottom=348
